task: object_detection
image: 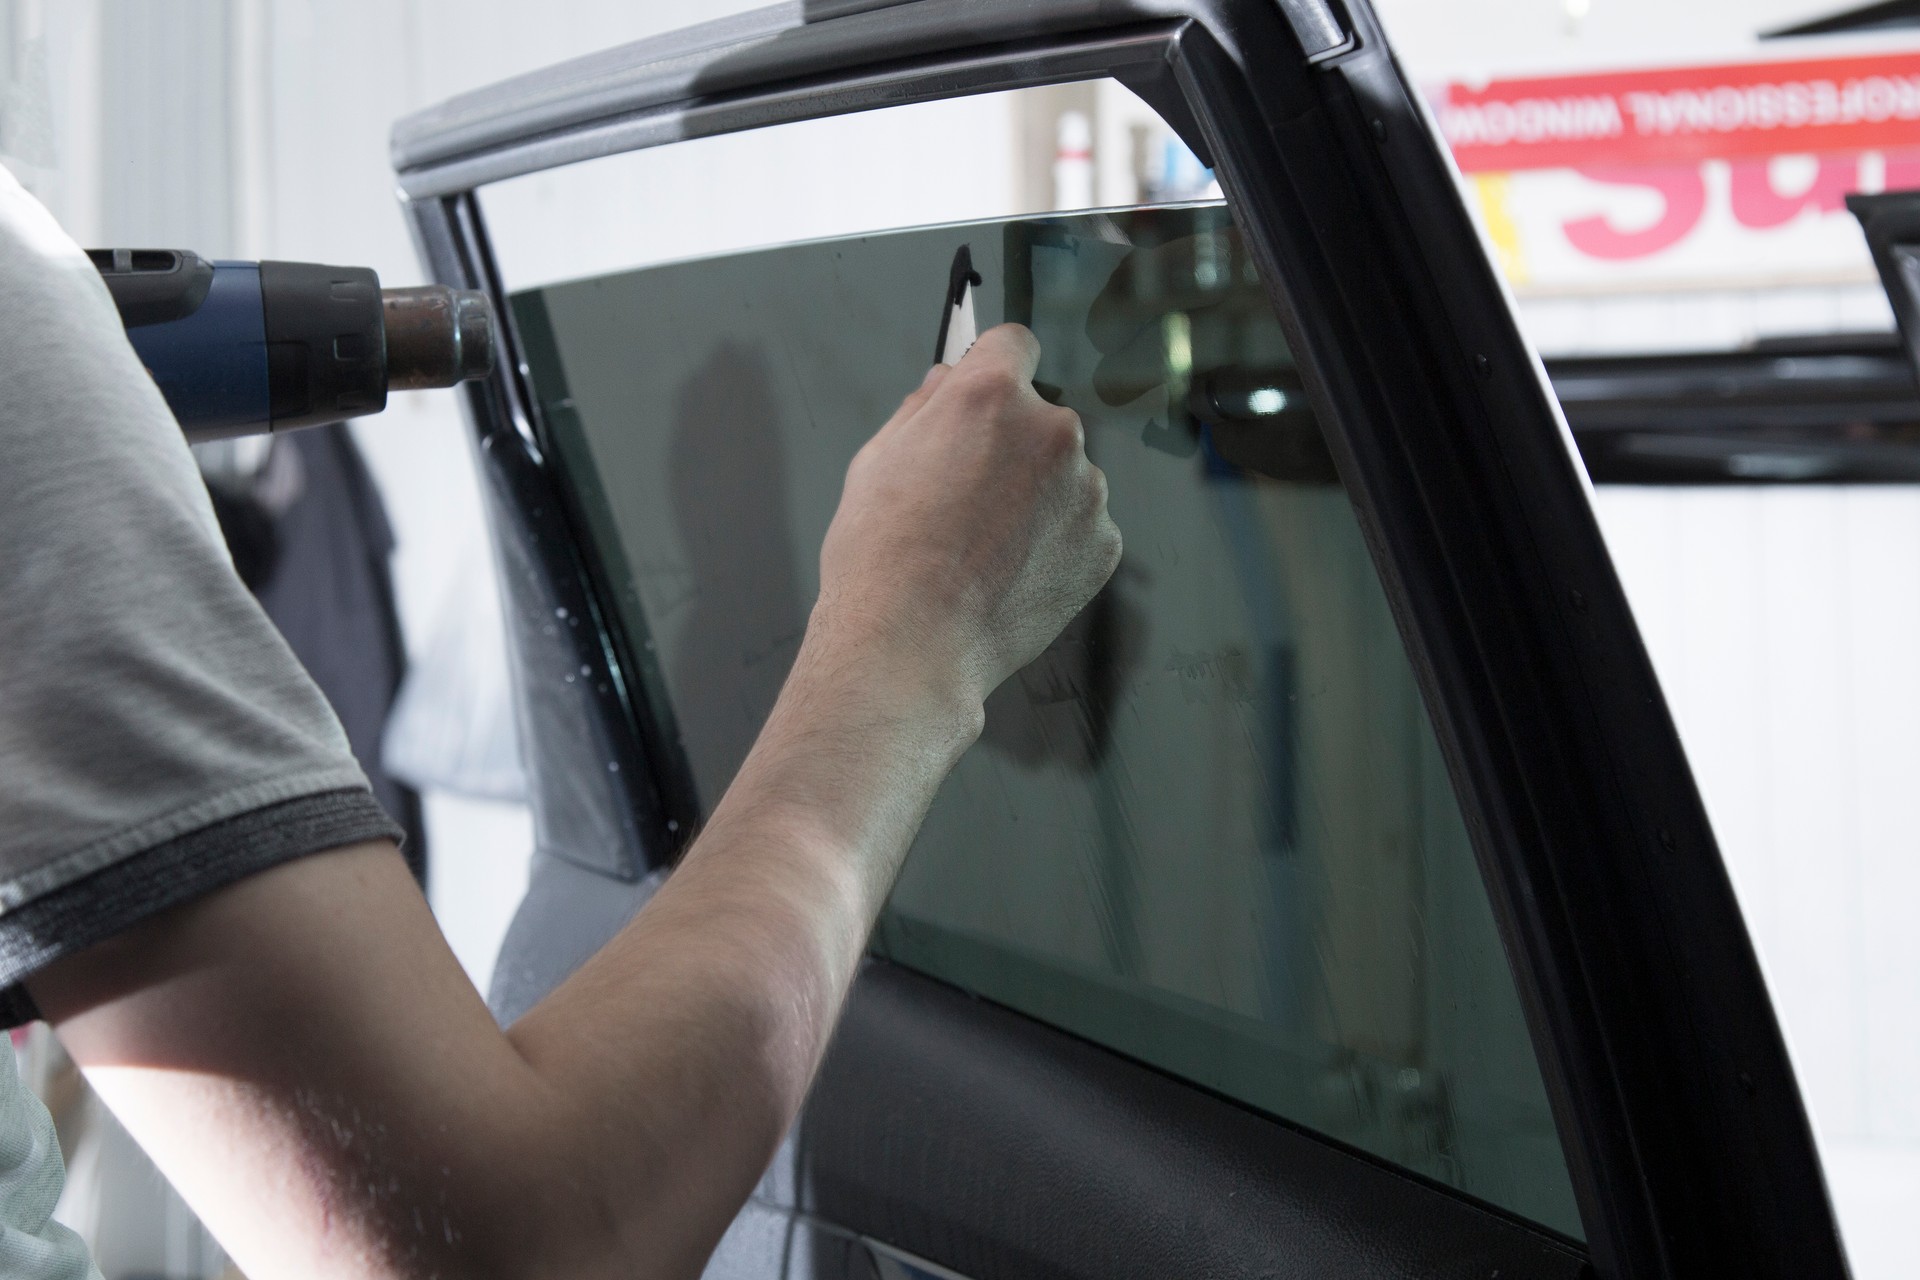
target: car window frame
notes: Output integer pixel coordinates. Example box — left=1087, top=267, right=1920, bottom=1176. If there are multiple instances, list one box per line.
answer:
left=392, top=4, right=1849, bottom=1278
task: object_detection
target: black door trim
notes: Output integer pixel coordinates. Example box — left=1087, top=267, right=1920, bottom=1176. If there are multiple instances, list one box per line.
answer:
left=798, top=961, right=1589, bottom=1280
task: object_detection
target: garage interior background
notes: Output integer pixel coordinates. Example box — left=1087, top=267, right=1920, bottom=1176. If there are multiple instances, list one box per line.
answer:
left=3, top=0, right=1917, bottom=1276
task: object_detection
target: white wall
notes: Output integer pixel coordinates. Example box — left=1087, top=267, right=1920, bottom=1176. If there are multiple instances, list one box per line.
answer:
left=1376, top=0, right=1850, bottom=76
left=1596, top=486, right=1920, bottom=1142
left=1594, top=485, right=1920, bottom=1263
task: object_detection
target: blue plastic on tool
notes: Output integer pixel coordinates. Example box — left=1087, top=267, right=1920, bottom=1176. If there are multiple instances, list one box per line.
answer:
left=123, top=261, right=270, bottom=433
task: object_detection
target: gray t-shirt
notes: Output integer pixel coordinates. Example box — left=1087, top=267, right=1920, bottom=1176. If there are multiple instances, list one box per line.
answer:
left=0, top=168, right=399, bottom=1012
left=0, top=165, right=401, bottom=1267
left=0, top=163, right=399, bottom=1013
left=0, top=167, right=401, bottom=1274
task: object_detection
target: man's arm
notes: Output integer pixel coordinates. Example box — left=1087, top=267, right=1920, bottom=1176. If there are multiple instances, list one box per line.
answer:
left=30, top=325, right=1120, bottom=1280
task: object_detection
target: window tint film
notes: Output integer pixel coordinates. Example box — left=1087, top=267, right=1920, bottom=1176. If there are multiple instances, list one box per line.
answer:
left=512, top=205, right=1582, bottom=1236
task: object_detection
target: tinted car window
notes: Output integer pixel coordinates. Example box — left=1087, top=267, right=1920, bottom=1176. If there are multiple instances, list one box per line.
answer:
left=513, top=203, right=1582, bottom=1236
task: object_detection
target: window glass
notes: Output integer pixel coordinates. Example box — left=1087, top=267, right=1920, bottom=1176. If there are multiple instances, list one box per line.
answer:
left=510, top=203, right=1582, bottom=1237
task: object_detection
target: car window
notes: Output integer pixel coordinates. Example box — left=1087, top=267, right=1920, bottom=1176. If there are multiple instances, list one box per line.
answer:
left=510, top=202, right=1583, bottom=1238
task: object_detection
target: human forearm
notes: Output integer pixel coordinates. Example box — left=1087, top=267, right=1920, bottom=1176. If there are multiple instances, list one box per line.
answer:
left=500, top=615, right=983, bottom=1270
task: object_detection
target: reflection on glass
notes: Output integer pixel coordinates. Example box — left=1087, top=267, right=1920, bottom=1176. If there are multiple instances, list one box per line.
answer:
left=512, top=204, right=1581, bottom=1236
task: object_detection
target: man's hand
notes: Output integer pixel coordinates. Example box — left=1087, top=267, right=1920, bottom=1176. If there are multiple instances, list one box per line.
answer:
left=814, top=323, right=1122, bottom=708
left=32, top=327, right=1120, bottom=1280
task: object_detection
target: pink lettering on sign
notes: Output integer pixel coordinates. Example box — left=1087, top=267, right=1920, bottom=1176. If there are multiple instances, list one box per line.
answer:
left=1559, top=151, right=1893, bottom=258
left=1563, top=165, right=1708, bottom=260
left=1729, top=155, right=1860, bottom=228
left=1885, top=149, right=1920, bottom=189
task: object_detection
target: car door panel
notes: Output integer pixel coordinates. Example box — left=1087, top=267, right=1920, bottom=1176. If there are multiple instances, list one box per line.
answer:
left=393, top=4, right=1849, bottom=1277
left=798, top=963, right=1586, bottom=1280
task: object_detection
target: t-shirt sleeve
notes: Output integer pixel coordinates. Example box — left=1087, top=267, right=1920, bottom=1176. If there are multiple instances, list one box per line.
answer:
left=0, top=168, right=401, bottom=1025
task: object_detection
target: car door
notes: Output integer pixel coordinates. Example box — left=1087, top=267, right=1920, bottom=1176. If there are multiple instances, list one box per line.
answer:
left=392, top=4, right=1852, bottom=1278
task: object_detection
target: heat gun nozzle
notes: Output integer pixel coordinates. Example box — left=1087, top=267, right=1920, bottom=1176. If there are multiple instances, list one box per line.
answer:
left=382, top=285, right=495, bottom=391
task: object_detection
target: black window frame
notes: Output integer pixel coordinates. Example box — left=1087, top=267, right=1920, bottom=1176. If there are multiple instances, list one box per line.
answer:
left=392, top=4, right=1848, bottom=1277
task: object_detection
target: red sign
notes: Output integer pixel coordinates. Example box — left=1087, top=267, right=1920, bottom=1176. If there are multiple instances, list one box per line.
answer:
left=1440, top=52, right=1920, bottom=173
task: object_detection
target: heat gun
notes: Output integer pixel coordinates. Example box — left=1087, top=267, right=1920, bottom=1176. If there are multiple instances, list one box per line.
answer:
left=89, top=248, right=494, bottom=442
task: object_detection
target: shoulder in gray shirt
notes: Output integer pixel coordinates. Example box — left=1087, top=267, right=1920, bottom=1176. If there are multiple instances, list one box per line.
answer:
left=0, top=166, right=398, bottom=1024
